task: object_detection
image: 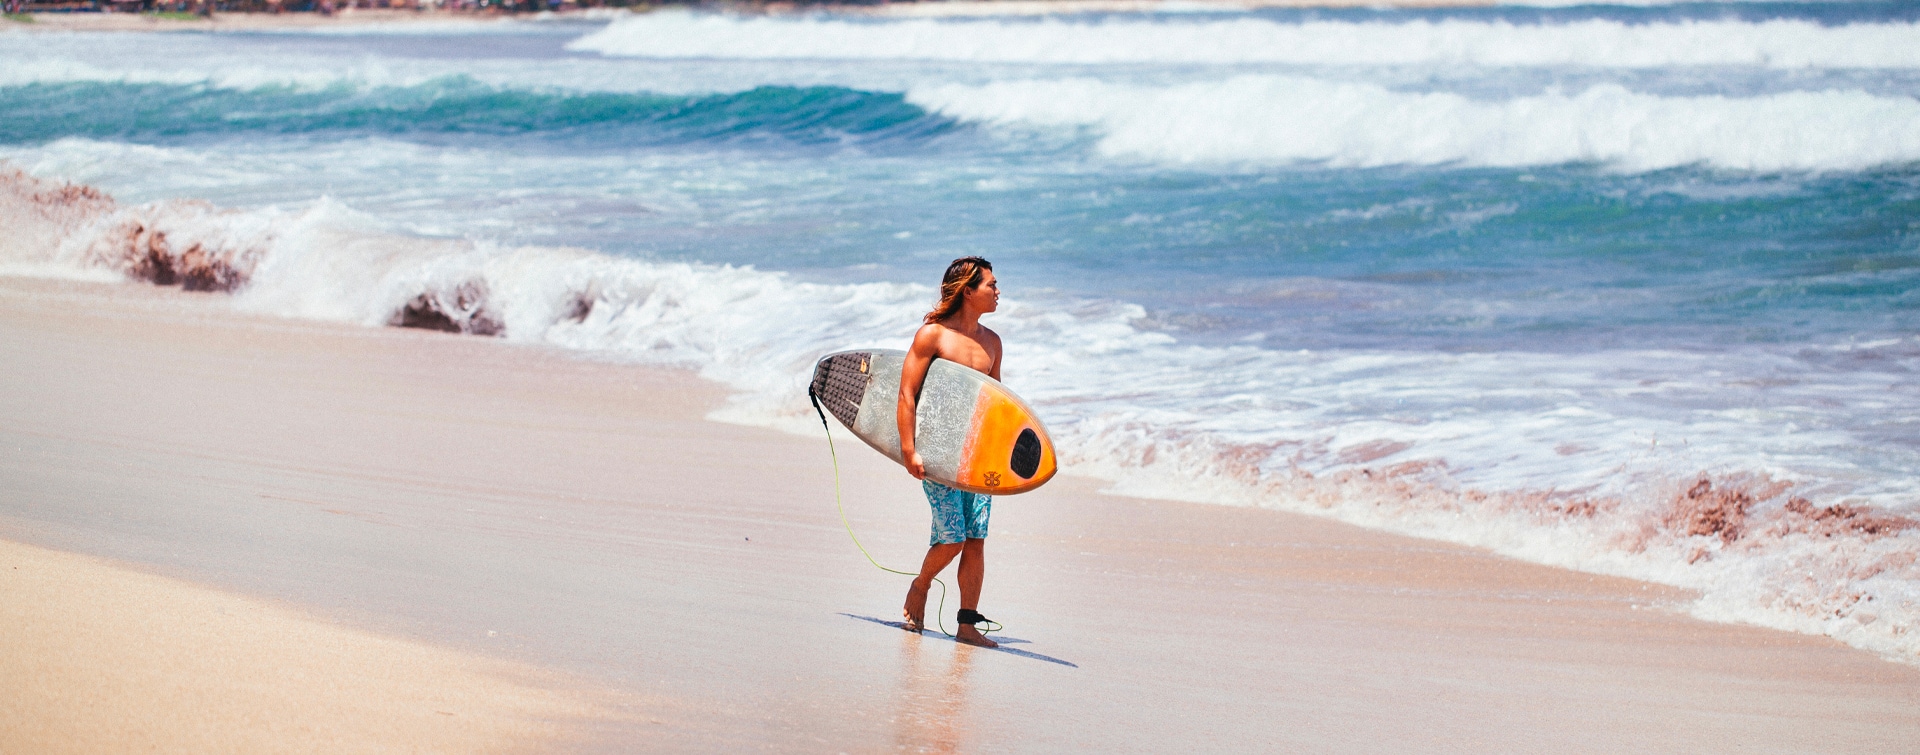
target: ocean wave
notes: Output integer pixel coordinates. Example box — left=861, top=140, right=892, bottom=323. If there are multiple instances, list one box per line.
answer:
left=910, top=76, right=1920, bottom=171
left=5, top=164, right=1918, bottom=664
left=13, top=74, right=1916, bottom=173
left=0, top=79, right=951, bottom=147
left=569, top=11, right=1920, bottom=69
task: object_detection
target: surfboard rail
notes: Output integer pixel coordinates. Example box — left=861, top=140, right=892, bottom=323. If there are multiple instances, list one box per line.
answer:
left=810, top=348, right=1057, bottom=495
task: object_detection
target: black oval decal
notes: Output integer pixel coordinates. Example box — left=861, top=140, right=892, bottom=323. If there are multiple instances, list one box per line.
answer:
left=1010, top=428, right=1042, bottom=479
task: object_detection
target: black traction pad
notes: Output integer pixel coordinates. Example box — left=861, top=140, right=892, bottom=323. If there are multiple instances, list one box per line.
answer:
left=811, top=351, right=873, bottom=430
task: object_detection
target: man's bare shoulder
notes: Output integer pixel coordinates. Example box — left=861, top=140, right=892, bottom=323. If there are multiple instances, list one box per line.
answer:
left=910, top=322, right=946, bottom=351
left=977, top=325, right=1004, bottom=351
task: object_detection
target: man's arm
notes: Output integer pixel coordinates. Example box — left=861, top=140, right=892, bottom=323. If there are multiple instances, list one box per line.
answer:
left=985, top=327, right=1003, bottom=382
left=898, top=324, right=943, bottom=480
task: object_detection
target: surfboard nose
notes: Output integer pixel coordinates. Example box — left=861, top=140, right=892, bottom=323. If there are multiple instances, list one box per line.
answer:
left=1011, top=428, right=1043, bottom=479
left=953, top=388, right=1055, bottom=494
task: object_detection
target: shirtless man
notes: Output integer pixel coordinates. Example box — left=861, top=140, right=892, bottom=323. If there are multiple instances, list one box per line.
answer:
left=898, top=256, right=1002, bottom=648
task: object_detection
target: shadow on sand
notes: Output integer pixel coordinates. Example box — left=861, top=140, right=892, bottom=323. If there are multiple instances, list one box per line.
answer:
left=840, top=613, right=1079, bottom=668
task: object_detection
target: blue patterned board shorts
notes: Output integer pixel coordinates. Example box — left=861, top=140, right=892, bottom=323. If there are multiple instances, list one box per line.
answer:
left=924, top=479, right=991, bottom=545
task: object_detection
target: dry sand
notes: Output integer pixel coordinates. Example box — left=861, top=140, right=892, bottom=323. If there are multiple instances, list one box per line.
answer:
left=2, top=274, right=1917, bottom=752
left=0, top=539, right=613, bottom=754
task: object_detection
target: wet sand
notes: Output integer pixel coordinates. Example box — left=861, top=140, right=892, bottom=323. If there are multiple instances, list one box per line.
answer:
left=1, top=274, right=1916, bottom=751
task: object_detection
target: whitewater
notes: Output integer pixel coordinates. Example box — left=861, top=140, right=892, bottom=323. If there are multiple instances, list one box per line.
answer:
left=3, top=2, right=1918, bottom=664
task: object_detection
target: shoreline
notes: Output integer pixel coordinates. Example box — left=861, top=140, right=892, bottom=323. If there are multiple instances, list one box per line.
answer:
left=1, top=0, right=1498, bottom=33
left=3, top=273, right=1917, bottom=751
left=3, top=3, right=1915, bottom=671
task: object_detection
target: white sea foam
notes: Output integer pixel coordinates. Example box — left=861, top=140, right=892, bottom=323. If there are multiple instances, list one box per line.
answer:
left=0, top=35, right=736, bottom=95
left=10, top=20, right=1919, bottom=174
left=13, top=51, right=1916, bottom=174
left=260, top=16, right=552, bottom=35
left=0, top=53, right=437, bottom=92
left=5, top=165, right=1916, bottom=664
left=571, top=11, right=1920, bottom=69
left=911, top=76, right=1920, bottom=171
left=7, top=6, right=1916, bottom=666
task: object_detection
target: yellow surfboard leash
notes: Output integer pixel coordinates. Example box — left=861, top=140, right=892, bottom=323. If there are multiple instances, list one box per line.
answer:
left=810, top=387, right=955, bottom=638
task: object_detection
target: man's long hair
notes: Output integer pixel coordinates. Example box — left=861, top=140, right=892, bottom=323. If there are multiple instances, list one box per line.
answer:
left=924, top=256, right=993, bottom=324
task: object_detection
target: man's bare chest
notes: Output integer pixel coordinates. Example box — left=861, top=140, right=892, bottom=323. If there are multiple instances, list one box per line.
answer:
left=935, top=333, right=995, bottom=374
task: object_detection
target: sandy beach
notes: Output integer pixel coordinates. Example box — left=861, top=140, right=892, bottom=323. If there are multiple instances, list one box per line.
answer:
left=0, top=538, right=613, bottom=753
left=3, top=274, right=1917, bottom=751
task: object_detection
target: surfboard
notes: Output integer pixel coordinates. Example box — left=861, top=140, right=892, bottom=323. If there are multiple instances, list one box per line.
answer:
left=810, top=349, right=1057, bottom=495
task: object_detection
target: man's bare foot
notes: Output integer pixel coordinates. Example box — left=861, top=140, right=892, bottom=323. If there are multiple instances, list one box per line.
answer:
left=902, top=582, right=929, bottom=632
left=956, top=624, right=998, bottom=648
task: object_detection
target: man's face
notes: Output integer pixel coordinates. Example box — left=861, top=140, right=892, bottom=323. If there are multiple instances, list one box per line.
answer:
left=967, top=270, right=1000, bottom=314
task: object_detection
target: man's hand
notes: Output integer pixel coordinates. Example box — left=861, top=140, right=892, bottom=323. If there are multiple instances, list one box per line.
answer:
left=900, top=323, right=942, bottom=483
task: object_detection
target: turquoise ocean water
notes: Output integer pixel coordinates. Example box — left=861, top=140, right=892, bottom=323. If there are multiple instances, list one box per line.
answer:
left=4, top=2, right=1918, bottom=661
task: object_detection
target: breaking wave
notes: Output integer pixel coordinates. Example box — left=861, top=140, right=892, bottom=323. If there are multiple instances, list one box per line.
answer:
left=0, top=80, right=951, bottom=148
left=8, top=75, right=1918, bottom=173
left=5, top=165, right=1918, bottom=664
left=909, top=76, right=1920, bottom=172
left=569, top=11, right=1920, bottom=69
